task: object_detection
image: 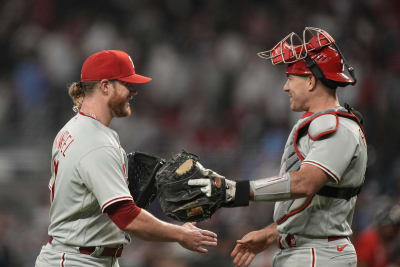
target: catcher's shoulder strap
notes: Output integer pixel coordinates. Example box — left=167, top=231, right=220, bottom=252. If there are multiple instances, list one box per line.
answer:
left=317, top=185, right=362, bottom=200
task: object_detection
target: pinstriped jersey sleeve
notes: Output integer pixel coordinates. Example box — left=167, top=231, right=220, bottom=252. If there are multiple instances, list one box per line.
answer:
left=301, top=124, right=360, bottom=183
left=78, top=146, right=132, bottom=212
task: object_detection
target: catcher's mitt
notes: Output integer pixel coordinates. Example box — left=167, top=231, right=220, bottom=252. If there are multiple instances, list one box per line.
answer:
left=155, top=151, right=226, bottom=222
left=127, top=152, right=165, bottom=208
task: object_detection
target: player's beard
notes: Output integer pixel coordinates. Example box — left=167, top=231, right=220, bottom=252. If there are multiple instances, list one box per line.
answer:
left=109, top=93, right=131, bottom=117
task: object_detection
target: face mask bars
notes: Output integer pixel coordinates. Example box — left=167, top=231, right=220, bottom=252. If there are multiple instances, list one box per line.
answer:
left=258, top=27, right=357, bottom=86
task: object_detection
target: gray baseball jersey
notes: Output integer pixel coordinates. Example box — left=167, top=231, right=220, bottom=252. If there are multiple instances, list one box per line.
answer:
left=274, top=107, right=367, bottom=237
left=47, top=113, right=132, bottom=247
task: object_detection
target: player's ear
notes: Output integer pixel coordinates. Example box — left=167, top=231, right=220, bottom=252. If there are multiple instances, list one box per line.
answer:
left=99, top=79, right=112, bottom=95
left=307, top=75, right=317, bottom=91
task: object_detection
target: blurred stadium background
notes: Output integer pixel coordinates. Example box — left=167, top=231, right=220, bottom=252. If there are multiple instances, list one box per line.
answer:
left=0, top=0, right=399, bottom=266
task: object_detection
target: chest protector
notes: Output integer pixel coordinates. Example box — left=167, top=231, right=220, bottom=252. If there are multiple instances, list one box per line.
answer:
left=275, top=107, right=365, bottom=224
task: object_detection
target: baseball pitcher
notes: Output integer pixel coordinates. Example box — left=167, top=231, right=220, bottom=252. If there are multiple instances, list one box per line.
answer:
left=35, top=50, right=217, bottom=267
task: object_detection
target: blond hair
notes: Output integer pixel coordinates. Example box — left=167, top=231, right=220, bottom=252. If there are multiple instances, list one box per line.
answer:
left=68, top=81, right=98, bottom=112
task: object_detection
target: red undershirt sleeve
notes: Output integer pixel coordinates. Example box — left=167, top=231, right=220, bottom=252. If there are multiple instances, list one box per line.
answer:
left=104, top=200, right=142, bottom=230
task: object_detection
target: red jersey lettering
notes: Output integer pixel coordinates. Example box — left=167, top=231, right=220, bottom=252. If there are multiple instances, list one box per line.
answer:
left=54, top=130, right=75, bottom=157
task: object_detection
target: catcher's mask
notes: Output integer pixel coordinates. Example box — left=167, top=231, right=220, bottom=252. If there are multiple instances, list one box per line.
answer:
left=258, top=27, right=356, bottom=88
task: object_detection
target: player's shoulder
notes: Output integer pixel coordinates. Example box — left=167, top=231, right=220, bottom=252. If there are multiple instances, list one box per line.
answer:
left=308, top=112, right=361, bottom=141
left=67, top=116, right=119, bottom=150
left=308, top=113, right=338, bottom=140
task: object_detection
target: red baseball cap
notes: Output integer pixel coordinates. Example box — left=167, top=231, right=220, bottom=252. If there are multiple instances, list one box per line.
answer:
left=81, top=50, right=152, bottom=84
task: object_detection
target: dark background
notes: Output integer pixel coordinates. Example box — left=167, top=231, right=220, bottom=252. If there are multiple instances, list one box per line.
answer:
left=0, top=0, right=399, bottom=266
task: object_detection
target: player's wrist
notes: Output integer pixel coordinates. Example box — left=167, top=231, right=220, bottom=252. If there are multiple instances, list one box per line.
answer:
left=224, top=178, right=236, bottom=202
left=224, top=179, right=250, bottom=207
left=176, top=225, right=188, bottom=243
left=264, top=223, right=279, bottom=244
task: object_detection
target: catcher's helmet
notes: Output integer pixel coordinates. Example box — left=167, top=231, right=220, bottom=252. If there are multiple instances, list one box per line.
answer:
left=258, top=27, right=356, bottom=87
left=286, top=46, right=353, bottom=84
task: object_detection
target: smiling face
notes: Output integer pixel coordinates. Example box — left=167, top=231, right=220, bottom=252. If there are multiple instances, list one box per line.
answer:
left=282, top=74, right=312, bottom=112
left=108, top=81, right=138, bottom=117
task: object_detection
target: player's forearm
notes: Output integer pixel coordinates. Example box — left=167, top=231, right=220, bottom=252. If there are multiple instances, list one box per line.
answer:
left=124, top=209, right=185, bottom=242
left=248, top=173, right=291, bottom=201
left=248, top=164, right=330, bottom=201
left=248, top=174, right=318, bottom=202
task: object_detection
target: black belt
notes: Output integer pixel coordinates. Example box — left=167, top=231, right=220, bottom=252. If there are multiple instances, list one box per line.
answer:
left=48, top=236, right=123, bottom=257
left=79, top=246, right=123, bottom=257
left=277, top=235, right=348, bottom=249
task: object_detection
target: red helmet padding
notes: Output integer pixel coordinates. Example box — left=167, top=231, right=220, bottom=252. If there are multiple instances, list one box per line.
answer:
left=270, top=42, right=304, bottom=65
left=286, top=46, right=352, bottom=84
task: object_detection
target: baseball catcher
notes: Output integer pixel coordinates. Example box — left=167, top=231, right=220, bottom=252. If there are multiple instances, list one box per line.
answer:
left=146, top=27, right=367, bottom=267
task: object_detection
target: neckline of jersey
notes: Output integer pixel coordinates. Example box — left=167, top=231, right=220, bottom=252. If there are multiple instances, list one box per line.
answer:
left=79, top=111, right=97, bottom=120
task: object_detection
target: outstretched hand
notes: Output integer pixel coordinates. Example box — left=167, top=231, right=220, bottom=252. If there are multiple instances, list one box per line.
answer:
left=231, top=223, right=279, bottom=267
left=179, top=222, right=218, bottom=253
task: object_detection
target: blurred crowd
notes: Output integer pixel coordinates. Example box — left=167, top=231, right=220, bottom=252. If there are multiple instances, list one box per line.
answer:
left=0, top=0, right=400, bottom=266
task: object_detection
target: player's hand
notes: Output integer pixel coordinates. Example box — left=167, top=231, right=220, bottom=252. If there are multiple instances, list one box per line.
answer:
left=231, top=223, right=278, bottom=267
left=179, top=222, right=217, bottom=253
